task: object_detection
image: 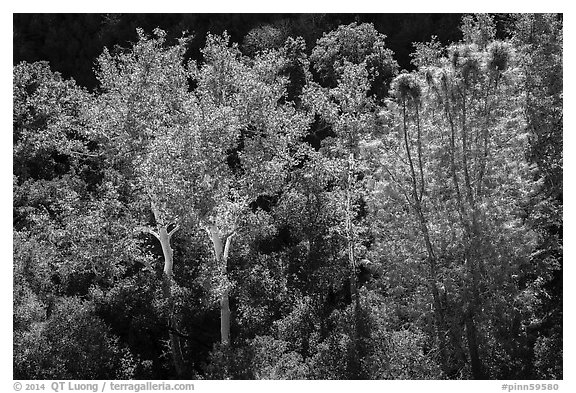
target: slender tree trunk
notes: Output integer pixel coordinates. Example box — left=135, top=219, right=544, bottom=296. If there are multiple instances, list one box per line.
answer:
left=465, top=306, right=485, bottom=379
left=415, top=105, right=425, bottom=201
left=445, top=96, right=469, bottom=230
left=158, top=226, right=174, bottom=276
left=477, top=77, right=495, bottom=196
left=346, top=151, right=358, bottom=308
left=220, top=288, right=231, bottom=346
left=150, top=204, right=185, bottom=377
left=439, top=82, right=486, bottom=378
left=460, top=93, right=475, bottom=207
left=345, top=149, right=364, bottom=378
left=401, top=100, right=450, bottom=375
left=460, top=91, right=486, bottom=379
left=206, top=224, right=235, bottom=347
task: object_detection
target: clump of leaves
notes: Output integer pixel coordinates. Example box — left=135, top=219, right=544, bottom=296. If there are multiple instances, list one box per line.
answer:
left=311, top=22, right=398, bottom=99
left=243, top=24, right=287, bottom=56
left=448, top=43, right=482, bottom=84
left=250, top=336, right=310, bottom=379
left=14, top=296, right=136, bottom=379
left=486, top=41, right=513, bottom=73
left=390, top=72, right=421, bottom=103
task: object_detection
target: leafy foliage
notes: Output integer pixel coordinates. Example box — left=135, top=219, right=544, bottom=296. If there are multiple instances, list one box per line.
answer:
left=14, top=296, right=136, bottom=379
left=310, top=22, right=399, bottom=100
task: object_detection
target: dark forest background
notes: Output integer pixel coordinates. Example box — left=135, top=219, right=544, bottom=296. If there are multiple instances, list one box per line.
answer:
left=13, top=14, right=480, bottom=88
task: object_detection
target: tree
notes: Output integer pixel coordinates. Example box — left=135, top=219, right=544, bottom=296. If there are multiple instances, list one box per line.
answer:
left=188, top=32, right=311, bottom=353
left=310, top=22, right=398, bottom=100
left=301, top=57, right=383, bottom=378
left=511, top=13, right=563, bottom=379
left=385, top=71, right=452, bottom=376
left=13, top=61, right=98, bottom=186
left=14, top=296, right=136, bottom=379
left=242, top=24, right=288, bottom=57
left=13, top=61, right=141, bottom=379
left=371, top=15, right=537, bottom=378
left=94, top=28, right=311, bottom=376
left=94, top=28, right=194, bottom=377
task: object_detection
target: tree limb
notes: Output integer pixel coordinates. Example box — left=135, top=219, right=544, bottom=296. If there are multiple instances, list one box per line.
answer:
left=223, top=231, right=236, bottom=261
left=135, top=226, right=160, bottom=240
left=383, top=165, right=414, bottom=210
left=149, top=197, right=163, bottom=226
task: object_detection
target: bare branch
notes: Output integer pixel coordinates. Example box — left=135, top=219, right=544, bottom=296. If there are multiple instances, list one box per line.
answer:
left=135, top=225, right=160, bottom=240
left=223, top=226, right=237, bottom=240
left=383, top=166, right=414, bottom=210
left=149, top=198, right=162, bottom=225
left=223, top=232, right=236, bottom=261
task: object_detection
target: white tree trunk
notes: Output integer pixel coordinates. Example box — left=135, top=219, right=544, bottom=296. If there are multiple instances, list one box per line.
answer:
left=149, top=203, right=185, bottom=376
left=206, top=224, right=234, bottom=347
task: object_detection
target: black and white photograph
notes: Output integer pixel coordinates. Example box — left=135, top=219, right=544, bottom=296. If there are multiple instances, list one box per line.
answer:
left=11, top=8, right=564, bottom=385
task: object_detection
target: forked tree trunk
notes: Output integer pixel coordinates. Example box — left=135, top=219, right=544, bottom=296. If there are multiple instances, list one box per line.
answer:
left=149, top=203, right=185, bottom=377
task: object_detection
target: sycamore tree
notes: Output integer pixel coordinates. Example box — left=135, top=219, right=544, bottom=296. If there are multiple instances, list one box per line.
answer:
left=94, top=28, right=195, bottom=376
left=188, top=33, right=311, bottom=353
left=95, top=28, right=310, bottom=376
